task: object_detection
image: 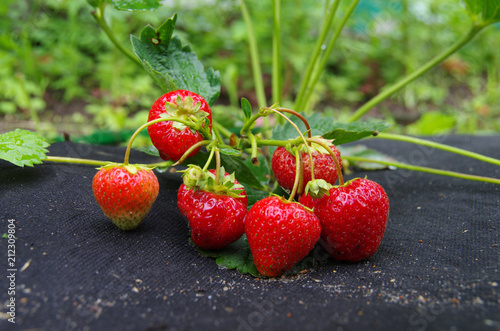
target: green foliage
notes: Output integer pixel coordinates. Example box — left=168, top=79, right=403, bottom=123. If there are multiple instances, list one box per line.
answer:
left=3, top=0, right=500, bottom=279
left=0, top=129, right=49, bottom=167
left=2, top=0, right=500, bottom=137
left=240, top=97, right=252, bottom=121
left=271, top=112, right=391, bottom=145
left=463, top=0, right=500, bottom=26
left=339, top=145, right=397, bottom=170
left=405, top=112, right=456, bottom=135
left=110, top=0, right=160, bottom=12
left=195, top=235, right=259, bottom=277
left=131, top=15, right=221, bottom=106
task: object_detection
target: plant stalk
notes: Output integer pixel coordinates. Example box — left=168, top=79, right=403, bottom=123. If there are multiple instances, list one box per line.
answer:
left=306, top=138, right=344, bottom=185
left=91, top=4, right=142, bottom=68
left=272, top=0, right=282, bottom=105
left=300, top=0, right=360, bottom=111
left=214, top=149, right=221, bottom=185
left=344, top=156, right=500, bottom=185
left=375, top=133, right=500, bottom=166
left=239, top=0, right=267, bottom=108
left=348, top=25, right=483, bottom=122
left=172, top=140, right=211, bottom=166
left=288, top=150, right=303, bottom=201
left=294, top=0, right=341, bottom=112
left=44, top=156, right=112, bottom=167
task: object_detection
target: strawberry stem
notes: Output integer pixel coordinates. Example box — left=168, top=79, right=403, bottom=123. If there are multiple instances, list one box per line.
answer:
left=260, top=107, right=316, bottom=179
left=123, top=118, right=165, bottom=165
left=306, top=137, right=344, bottom=185
left=123, top=117, right=210, bottom=165
left=288, top=150, right=303, bottom=202
left=274, top=107, right=312, bottom=139
left=44, top=156, right=112, bottom=167
left=91, top=2, right=143, bottom=68
left=374, top=132, right=500, bottom=167
left=344, top=156, right=500, bottom=186
left=172, top=140, right=211, bottom=166
left=215, top=149, right=221, bottom=185
left=203, top=147, right=216, bottom=172
left=248, top=132, right=259, bottom=164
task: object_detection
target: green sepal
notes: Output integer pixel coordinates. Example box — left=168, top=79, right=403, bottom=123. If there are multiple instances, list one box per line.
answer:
left=179, top=165, right=245, bottom=198
left=267, top=194, right=315, bottom=213
left=303, top=179, right=333, bottom=199
left=161, top=95, right=210, bottom=133
left=97, top=163, right=155, bottom=175
left=179, top=165, right=208, bottom=190
left=206, top=167, right=246, bottom=198
left=298, top=136, right=335, bottom=155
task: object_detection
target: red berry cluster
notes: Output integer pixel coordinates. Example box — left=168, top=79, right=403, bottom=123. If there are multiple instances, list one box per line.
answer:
left=91, top=90, right=390, bottom=278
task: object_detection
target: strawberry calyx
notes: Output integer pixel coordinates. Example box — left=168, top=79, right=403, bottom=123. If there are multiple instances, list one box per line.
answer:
left=267, top=193, right=315, bottom=213
left=179, top=165, right=209, bottom=190
left=297, top=136, right=334, bottom=154
left=207, top=168, right=246, bottom=198
left=180, top=165, right=246, bottom=199
left=161, top=95, right=210, bottom=132
left=281, top=136, right=333, bottom=156
left=304, top=177, right=364, bottom=199
left=97, top=162, right=155, bottom=176
left=303, top=179, right=333, bottom=199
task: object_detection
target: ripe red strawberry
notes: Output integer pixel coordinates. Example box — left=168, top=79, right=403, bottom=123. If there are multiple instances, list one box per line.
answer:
left=245, top=196, right=321, bottom=277
left=177, top=169, right=248, bottom=250
left=92, top=164, right=159, bottom=230
left=299, top=178, right=389, bottom=262
left=271, top=138, right=342, bottom=194
left=148, top=90, right=213, bottom=161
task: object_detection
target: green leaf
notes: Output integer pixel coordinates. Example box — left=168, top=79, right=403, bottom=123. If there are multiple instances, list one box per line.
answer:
left=86, top=0, right=101, bottom=7
left=110, top=0, right=160, bottom=11
left=219, top=147, right=240, bottom=156
left=135, top=145, right=160, bottom=157
left=0, top=129, right=50, bottom=167
left=241, top=97, right=252, bottom=120
left=242, top=155, right=270, bottom=187
left=195, top=235, right=260, bottom=277
left=320, top=121, right=391, bottom=145
left=131, top=15, right=221, bottom=106
left=272, top=112, right=390, bottom=145
left=405, top=112, right=455, bottom=135
left=220, top=154, right=266, bottom=189
left=242, top=184, right=269, bottom=208
left=195, top=236, right=323, bottom=277
left=463, top=0, right=500, bottom=26
left=339, top=145, right=397, bottom=170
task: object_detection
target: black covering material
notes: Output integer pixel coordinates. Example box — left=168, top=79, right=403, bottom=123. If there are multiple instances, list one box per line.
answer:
left=1, top=136, right=499, bottom=331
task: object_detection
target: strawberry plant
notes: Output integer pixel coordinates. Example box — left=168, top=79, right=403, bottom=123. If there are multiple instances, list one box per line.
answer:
left=1, top=0, right=500, bottom=278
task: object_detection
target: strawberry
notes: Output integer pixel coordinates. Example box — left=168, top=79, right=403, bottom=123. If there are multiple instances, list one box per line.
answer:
left=299, top=178, right=389, bottom=262
left=245, top=196, right=321, bottom=277
left=271, top=137, right=342, bottom=194
left=177, top=167, right=248, bottom=250
left=92, top=163, right=159, bottom=230
left=148, top=90, right=213, bottom=161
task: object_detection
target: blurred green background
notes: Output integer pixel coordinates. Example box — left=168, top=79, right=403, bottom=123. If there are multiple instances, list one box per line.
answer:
left=1, top=0, right=499, bottom=145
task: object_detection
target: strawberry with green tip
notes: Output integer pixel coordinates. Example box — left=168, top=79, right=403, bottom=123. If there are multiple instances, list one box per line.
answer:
left=92, top=163, right=159, bottom=230
left=177, top=166, right=248, bottom=250
left=299, top=178, right=389, bottom=262
left=245, top=196, right=321, bottom=277
left=148, top=90, right=212, bottom=161
left=272, top=137, right=342, bottom=194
